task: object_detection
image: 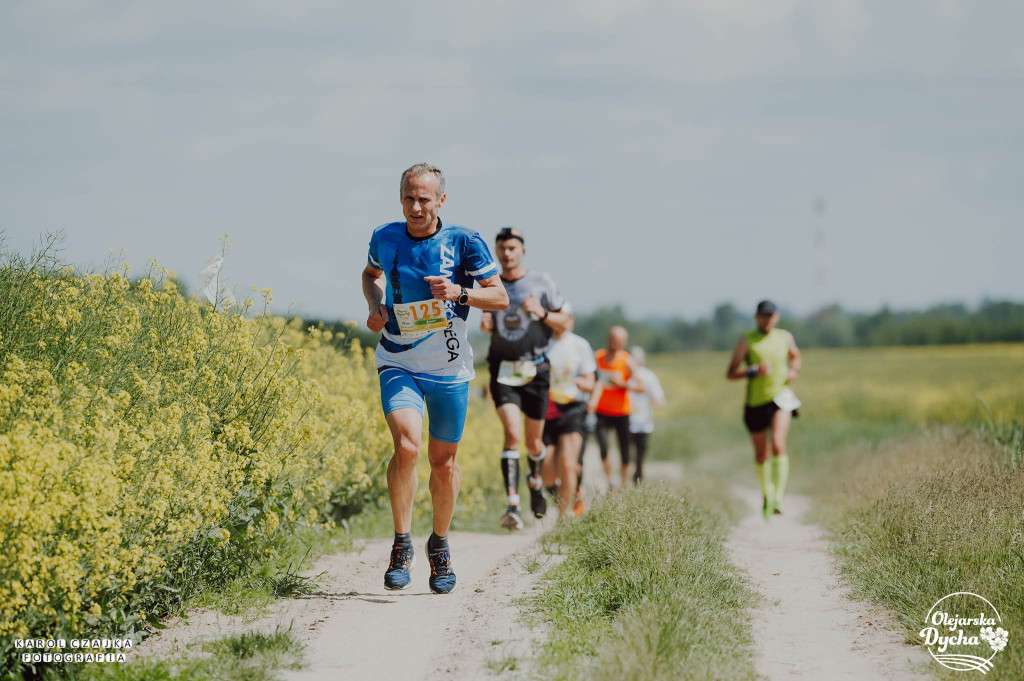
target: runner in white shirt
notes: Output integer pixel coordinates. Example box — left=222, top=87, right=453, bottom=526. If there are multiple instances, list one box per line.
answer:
left=539, top=304, right=596, bottom=517
left=628, top=346, right=665, bottom=484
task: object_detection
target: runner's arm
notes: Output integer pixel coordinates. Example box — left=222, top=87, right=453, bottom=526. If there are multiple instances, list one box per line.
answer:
left=726, top=336, right=766, bottom=380
left=786, top=332, right=802, bottom=382
left=424, top=274, right=509, bottom=311
left=575, top=370, right=597, bottom=393
left=362, top=264, right=388, bottom=333
left=521, top=294, right=571, bottom=334
left=468, top=274, right=509, bottom=311
left=540, top=308, right=571, bottom=334
left=651, top=374, right=666, bottom=408
left=624, top=356, right=645, bottom=391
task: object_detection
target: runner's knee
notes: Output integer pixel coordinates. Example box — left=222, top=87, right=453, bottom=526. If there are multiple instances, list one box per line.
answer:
left=770, top=431, right=787, bottom=455
left=429, top=454, right=458, bottom=479
left=393, top=437, right=420, bottom=466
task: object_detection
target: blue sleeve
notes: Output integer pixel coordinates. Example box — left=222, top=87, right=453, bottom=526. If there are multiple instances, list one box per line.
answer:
left=462, top=230, right=498, bottom=282
left=367, top=229, right=382, bottom=270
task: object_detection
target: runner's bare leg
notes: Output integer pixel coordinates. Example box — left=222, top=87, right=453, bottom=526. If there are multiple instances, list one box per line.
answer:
left=385, top=408, right=423, bottom=534
left=428, top=437, right=461, bottom=537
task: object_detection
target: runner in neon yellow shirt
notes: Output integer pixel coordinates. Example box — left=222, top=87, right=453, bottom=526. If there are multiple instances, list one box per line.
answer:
left=726, top=300, right=802, bottom=519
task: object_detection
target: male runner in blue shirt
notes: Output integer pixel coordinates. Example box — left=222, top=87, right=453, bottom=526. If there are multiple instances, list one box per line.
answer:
left=362, top=163, right=508, bottom=593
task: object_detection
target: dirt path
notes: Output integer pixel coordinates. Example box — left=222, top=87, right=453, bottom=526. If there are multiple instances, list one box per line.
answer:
left=133, top=452, right=929, bottom=679
left=130, top=444, right=669, bottom=679
left=131, top=528, right=546, bottom=679
left=726, top=486, right=929, bottom=680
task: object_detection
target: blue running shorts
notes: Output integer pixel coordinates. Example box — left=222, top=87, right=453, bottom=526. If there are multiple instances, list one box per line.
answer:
left=379, top=368, right=470, bottom=443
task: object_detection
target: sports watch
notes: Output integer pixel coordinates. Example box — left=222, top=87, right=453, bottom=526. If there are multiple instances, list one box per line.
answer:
left=457, top=286, right=470, bottom=305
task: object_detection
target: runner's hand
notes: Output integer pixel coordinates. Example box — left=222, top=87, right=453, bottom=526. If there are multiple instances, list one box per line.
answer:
left=481, top=311, right=494, bottom=332
left=758, top=361, right=771, bottom=376
left=521, top=294, right=545, bottom=317
left=366, top=303, right=388, bottom=332
left=424, top=276, right=458, bottom=301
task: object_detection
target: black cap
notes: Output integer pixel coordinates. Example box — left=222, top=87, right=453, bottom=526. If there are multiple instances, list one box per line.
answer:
left=496, top=226, right=524, bottom=244
left=756, top=300, right=778, bottom=315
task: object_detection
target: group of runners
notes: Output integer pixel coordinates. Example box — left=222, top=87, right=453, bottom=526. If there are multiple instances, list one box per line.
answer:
left=362, top=163, right=799, bottom=594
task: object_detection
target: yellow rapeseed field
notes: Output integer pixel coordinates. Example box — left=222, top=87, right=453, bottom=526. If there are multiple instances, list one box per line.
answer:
left=0, top=253, right=502, bottom=666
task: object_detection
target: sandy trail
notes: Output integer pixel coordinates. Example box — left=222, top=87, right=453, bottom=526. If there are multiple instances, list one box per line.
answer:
left=133, top=448, right=928, bottom=679
left=726, top=485, right=929, bottom=680
left=130, top=444, right=666, bottom=679
left=131, top=528, right=546, bottom=680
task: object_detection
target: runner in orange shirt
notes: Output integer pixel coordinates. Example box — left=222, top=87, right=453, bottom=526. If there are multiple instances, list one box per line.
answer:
left=587, top=326, right=643, bottom=489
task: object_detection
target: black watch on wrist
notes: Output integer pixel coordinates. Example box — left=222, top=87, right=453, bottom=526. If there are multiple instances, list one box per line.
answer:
left=457, top=286, right=470, bottom=306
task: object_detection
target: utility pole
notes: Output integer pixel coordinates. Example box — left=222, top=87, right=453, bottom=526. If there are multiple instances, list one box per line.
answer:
left=813, top=195, right=827, bottom=305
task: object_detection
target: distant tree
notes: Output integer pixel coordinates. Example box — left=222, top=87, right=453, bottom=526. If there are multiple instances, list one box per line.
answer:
left=808, top=305, right=855, bottom=347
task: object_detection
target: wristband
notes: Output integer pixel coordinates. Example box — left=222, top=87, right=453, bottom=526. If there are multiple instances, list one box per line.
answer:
left=541, top=309, right=549, bottom=320
left=745, top=364, right=759, bottom=379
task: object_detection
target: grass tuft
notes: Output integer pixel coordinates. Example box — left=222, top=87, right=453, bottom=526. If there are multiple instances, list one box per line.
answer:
left=202, top=627, right=303, bottom=666
left=530, top=486, right=758, bottom=681
left=73, top=626, right=304, bottom=681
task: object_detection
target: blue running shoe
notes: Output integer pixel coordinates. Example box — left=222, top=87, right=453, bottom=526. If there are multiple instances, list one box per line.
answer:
left=384, top=543, right=415, bottom=590
left=426, top=542, right=456, bottom=594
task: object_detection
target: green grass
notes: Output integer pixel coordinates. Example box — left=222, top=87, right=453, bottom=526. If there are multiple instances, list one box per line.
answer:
left=527, top=486, right=758, bottom=681
left=33, top=627, right=304, bottom=681
left=627, top=346, right=1023, bottom=678
left=183, top=522, right=349, bottom=618
left=805, top=428, right=1024, bottom=680
left=485, top=653, right=521, bottom=675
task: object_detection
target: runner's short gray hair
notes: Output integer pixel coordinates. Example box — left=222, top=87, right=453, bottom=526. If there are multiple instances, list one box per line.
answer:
left=400, top=163, right=445, bottom=198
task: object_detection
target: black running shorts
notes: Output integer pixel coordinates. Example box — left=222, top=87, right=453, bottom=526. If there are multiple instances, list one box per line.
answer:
left=743, top=402, right=799, bottom=433
left=489, top=360, right=551, bottom=421
left=542, top=401, right=587, bottom=446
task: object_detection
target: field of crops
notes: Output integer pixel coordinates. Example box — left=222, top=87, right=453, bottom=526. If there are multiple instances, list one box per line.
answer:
left=644, top=343, right=1024, bottom=475
left=641, top=341, right=1024, bottom=681
left=0, top=248, right=503, bottom=675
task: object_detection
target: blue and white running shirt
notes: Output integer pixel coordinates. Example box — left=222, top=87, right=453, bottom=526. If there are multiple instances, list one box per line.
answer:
left=367, top=219, right=498, bottom=382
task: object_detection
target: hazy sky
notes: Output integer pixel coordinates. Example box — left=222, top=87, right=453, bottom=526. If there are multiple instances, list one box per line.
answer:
left=3, top=1, right=1022, bottom=322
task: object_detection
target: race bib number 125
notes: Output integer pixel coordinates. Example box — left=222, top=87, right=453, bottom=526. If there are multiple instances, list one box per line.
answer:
left=393, top=299, right=448, bottom=339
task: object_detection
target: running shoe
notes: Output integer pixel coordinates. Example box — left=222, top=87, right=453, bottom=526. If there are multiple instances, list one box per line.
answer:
left=762, top=496, right=773, bottom=520
left=773, top=502, right=783, bottom=516
left=500, top=505, right=524, bottom=531
left=383, top=543, right=415, bottom=590
left=573, top=488, right=587, bottom=517
left=527, top=475, right=547, bottom=518
left=426, top=541, right=456, bottom=594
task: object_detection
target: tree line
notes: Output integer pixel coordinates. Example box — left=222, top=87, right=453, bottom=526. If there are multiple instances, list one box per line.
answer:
left=573, top=300, right=1024, bottom=352
left=303, top=299, right=1024, bottom=356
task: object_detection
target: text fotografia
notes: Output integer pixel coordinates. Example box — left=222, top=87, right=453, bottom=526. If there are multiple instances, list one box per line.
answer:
left=16, top=638, right=132, bottom=664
